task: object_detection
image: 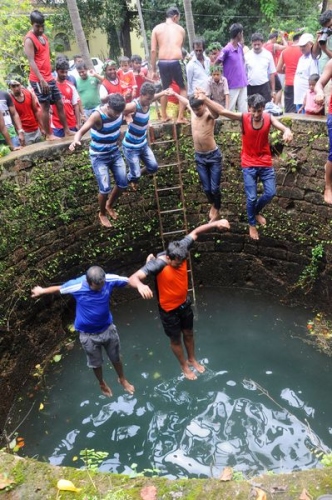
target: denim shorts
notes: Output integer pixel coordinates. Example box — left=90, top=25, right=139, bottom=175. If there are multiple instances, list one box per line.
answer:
left=159, top=298, right=194, bottom=341
left=79, top=324, right=120, bottom=368
left=123, top=143, right=158, bottom=183
left=90, top=149, right=127, bottom=193
left=52, top=126, right=77, bottom=138
left=30, top=80, right=62, bottom=104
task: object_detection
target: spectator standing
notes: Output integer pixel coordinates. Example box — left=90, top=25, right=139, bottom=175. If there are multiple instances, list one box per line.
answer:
left=0, top=89, right=25, bottom=148
left=51, top=58, right=80, bottom=137
left=207, top=66, right=229, bottom=108
left=293, top=34, right=318, bottom=112
left=24, top=10, right=72, bottom=140
left=99, top=61, right=124, bottom=104
left=76, top=63, right=101, bottom=118
left=216, top=23, right=248, bottom=112
left=117, top=56, right=137, bottom=102
left=9, top=78, right=43, bottom=145
left=186, top=39, right=210, bottom=96
left=68, top=54, right=84, bottom=82
left=0, top=110, right=20, bottom=151
left=264, top=31, right=288, bottom=106
left=150, top=6, right=187, bottom=123
left=245, top=32, right=276, bottom=104
left=312, top=10, right=332, bottom=112
left=276, top=33, right=302, bottom=113
left=131, top=55, right=147, bottom=95
left=298, top=74, right=324, bottom=115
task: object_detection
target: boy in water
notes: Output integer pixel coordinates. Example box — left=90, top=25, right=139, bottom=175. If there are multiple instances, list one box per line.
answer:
left=195, top=90, right=293, bottom=240
left=122, top=82, right=170, bottom=188
left=69, top=93, right=128, bottom=228
left=169, top=88, right=223, bottom=222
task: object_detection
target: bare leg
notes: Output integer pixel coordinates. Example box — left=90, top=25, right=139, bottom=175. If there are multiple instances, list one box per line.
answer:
left=170, top=338, right=197, bottom=380
left=98, top=193, right=112, bottom=227
left=209, top=205, right=220, bottom=222
left=183, top=329, right=205, bottom=374
left=249, top=225, right=259, bottom=240
left=160, top=95, right=171, bottom=121
left=177, top=88, right=189, bottom=124
left=324, top=161, right=332, bottom=204
left=112, top=360, right=135, bottom=394
left=93, top=367, right=112, bottom=396
left=40, top=101, right=57, bottom=140
left=105, top=185, right=125, bottom=219
left=54, top=99, right=74, bottom=136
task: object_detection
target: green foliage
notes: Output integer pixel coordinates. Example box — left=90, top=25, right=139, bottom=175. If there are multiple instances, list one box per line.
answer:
left=296, top=243, right=324, bottom=293
left=321, top=453, right=332, bottom=467
left=79, top=449, right=109, bottom=471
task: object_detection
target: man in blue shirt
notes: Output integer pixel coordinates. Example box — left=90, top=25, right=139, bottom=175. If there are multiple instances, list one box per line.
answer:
left=31, top=266, right=134, bottom=397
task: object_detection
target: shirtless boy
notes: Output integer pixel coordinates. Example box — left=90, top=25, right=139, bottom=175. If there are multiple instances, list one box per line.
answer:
left=169, top=89, right=223, bottom=221
left=195, top=91, right=293, bottom=240
left=150, top=6, right=187, bottom=123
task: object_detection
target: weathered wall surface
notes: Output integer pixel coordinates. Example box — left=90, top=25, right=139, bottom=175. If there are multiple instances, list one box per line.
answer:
left=0, top=115, right=331, bottom=436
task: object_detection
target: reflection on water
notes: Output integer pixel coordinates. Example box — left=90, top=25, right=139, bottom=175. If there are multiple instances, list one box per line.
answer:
left=18, top=288, right=332, bottom=478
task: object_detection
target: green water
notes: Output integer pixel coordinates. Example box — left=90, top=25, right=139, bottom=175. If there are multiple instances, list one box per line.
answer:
left=18, top=288, right=332, bottom=478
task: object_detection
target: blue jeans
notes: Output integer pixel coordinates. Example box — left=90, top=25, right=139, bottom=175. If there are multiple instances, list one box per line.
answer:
left=195, top=148, right=222, bottom=209
left=123, top=143, right=158, bottom=183
left=90, top=149, right=127, bottom=194
left=242, top=167, right=276, bottom=226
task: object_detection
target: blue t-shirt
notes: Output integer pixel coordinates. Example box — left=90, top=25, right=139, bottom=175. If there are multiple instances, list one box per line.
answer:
left=60, top=273, right=128, bottom=333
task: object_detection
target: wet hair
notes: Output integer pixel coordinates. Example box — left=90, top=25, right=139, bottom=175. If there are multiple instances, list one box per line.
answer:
left=166, top=6, right=180, bottom=18
left=76, top=62, right=87, bottom=71
left=247, top=93, right=266, bottom=109
left=30, top=10, right=44, bottom=25
left=119, top=56, right=130, bottom=64
left=86, top=266, right=106, bottom=286
left=292, top=32, right=302, bottom=42
left=140, top=82, right=155, bottom=96
left=107, top=93, right=126, bottom=112
left=55, top=57, right=69, bottom=71
left=229, top=23, right=243, bottom=39
left=251, top=32, right=264, bottom=43
left=193, top=38, right=206, bottom=50
left=131, top=54, right=142, bottom=63
left=268, top=31, right=278, bottom=40
left=309, top=73, right=320, bottom=83
left=166, top=240, right=189, bottom=261
left=189, top=96, right=204, bottom=109
left=319, top=9, right=332, bottom=26
left=210, top=64, right=222, bottom=75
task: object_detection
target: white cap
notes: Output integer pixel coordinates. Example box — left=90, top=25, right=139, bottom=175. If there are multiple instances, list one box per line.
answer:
left=298, top=33, right=314, bottom=46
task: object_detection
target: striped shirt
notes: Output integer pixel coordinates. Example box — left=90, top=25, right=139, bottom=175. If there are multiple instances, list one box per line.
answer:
left=89, top=106, right=123, bottom=157
left=122, top=99, right=149, bottom=150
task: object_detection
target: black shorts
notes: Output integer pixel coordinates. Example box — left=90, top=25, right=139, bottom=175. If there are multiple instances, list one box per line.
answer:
left=159, top=298, right=193, bottom=340
left=275, top=74, right=282, bottom=92
left=30, top=79, right=62, bottom=105
left=158, top=59, right=187, bottom=90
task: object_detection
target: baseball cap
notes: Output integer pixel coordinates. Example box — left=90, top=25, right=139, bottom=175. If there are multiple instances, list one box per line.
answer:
left=298, top=33, right=314, bottom=45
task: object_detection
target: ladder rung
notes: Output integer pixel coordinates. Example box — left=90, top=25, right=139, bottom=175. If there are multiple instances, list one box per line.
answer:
left=151, top=139, right=176, bottom=145
left=160, top=208, right=184, bottom=214
left=162, top=229, right=186, bottom=236
left=158, top=162, right=183, bottom=168
left=156, top=186, right=182, bottom=192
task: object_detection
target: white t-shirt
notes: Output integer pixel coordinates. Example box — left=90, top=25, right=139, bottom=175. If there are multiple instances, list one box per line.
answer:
left=293, top=54, right=318, bottom=105
left=245, top=48, right=276, bottom=86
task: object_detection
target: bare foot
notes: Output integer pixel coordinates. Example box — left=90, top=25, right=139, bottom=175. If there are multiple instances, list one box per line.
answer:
left=249, top=225, right=259, bottom=240
left=182, top=365, right=197, bottom=380
left=100, top=381, right=112, bottom=397
left=176, top=118, right=190, bottom=124
left=118, top=378, right=135, bottom=394
left=65, top=130, right=76, bottom=137
left=324, top=186, right=332, bottom=204
left=209, top=206, right=220, bottom=222
left=161, top=116, right=172, bottom=123
left=105, top=206, right=118, bottom=220
left=219, top=218, right=230, bottom=229
left=128, top=182, right=138, bottom=192
left=140, top=485, right=157, bottom=500
left=46, top=134, right=59, bottom=141
left=189, top=359, right=206, bottom=373
left=255, top=214, right=267, bottom=226
left=98, top=213, right=112, bottom=228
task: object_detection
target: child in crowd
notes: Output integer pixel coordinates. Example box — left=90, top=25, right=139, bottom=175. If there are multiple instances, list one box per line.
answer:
left=122, top=82, right=170, bottom=188
left=99, top=60, right=123, bottom=103
left=131, top=55, right=146, bottom=95
left=298, top=74, right=324, bottom=115
left=207, top=65, right=230, bottom=108
left=207, top=42, right=222, bottom=64
left=194, top=91, right=293, bottom=240
left=168, top=87, right=223, bottom=222
left=117, top=56, right=137, bottom=102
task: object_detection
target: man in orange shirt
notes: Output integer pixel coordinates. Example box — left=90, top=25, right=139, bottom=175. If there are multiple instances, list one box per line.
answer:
left=276, top=33, right=302, bottom=112
left=128, top=220, right=230, bottom=380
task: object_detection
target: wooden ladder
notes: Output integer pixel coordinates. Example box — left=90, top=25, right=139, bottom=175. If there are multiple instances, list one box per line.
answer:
left=149, top=123, right=196, bottom=305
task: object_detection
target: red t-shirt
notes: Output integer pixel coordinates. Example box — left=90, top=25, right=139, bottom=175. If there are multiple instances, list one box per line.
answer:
left=24, top=31, right=52, bottom=82
left=51, top=81, right=79, bottom=129
left=279, top=45, right=302, bottom=86
left=101, top=78, right=124, bottom=95
left=11, top=88, right=39, bottom=132
left=241, top=112, right=272, bottom=168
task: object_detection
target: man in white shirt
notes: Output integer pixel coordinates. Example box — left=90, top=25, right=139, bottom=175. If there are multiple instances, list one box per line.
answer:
left=245, top=32, right=276, bottom=104
left=186, top=39, right=210, bottom=96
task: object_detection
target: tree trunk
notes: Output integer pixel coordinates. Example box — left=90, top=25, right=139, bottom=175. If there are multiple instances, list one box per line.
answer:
left=183, top=0, right=195, bottom=50
left=120, top=11, right=132, bottom=57
left=66, top=0, right=93, bottom=69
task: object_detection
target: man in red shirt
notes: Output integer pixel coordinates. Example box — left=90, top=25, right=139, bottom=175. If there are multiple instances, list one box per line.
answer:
left=51, top=58, right=80, bottom=137
left=9, top=78, right=43, bottom=145
left=195, top=91, right=293, bottom=240
left=128, top=220, right=230, bottom=380
left=24, top=10, right=73, bottom=140
left=276, top=33, right=302, bottom=113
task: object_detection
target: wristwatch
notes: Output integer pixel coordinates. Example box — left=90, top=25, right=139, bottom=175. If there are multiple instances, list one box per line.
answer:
left=18, top=129, right=24, bottom=134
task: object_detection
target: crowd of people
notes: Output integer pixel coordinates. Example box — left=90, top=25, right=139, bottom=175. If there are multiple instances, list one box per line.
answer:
left=1, top=7, right=332, bottom=390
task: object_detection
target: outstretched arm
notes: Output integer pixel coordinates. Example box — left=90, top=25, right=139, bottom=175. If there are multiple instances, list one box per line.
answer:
left=168, top=88, right=189, bottom=107
left=31, top=285, right=61, bottom=298
left=315, top=58, right=332, bottom=104
left=189, top=219, right=230, bottom=242
left=270, top=115, right=293, bottom=143
left=195, top=90, right=242, bottom=121
left=128, top=270, right=153, bottom=299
